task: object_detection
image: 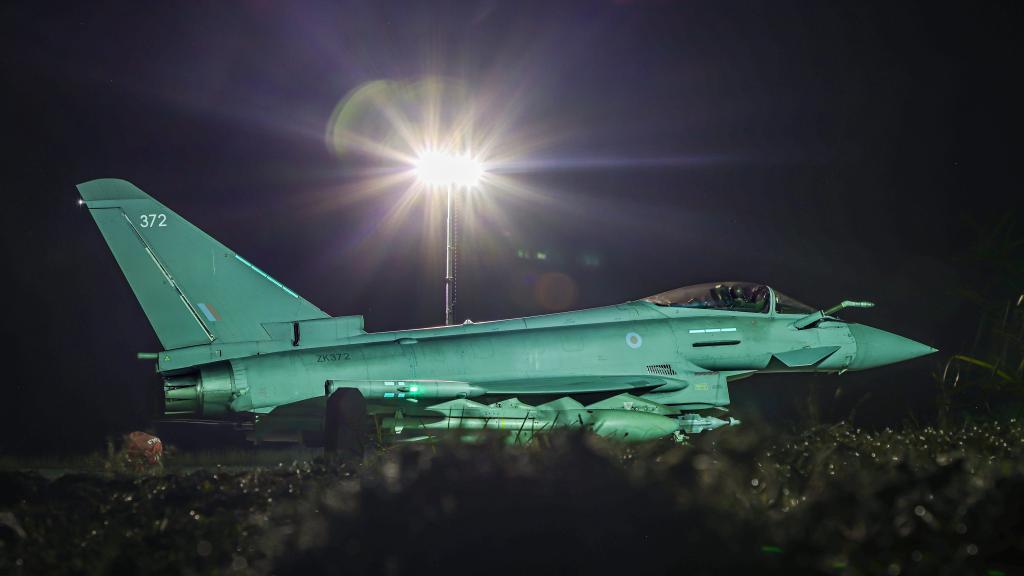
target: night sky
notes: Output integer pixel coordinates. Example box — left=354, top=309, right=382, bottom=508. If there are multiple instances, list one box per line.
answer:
left=2, top=1, right=1019, bottom=453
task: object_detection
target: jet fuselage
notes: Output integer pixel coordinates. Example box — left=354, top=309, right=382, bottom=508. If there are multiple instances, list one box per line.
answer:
left=78, top=178, right=936, bottom=443
left=161, top=294, right=903, bottom=428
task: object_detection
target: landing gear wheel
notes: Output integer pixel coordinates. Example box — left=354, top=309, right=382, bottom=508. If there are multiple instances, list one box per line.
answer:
left=324, top=388, right=368, bottom=459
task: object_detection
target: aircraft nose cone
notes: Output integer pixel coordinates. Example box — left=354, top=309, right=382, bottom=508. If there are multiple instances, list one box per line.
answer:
left=848, top=324, right=938, bottom=370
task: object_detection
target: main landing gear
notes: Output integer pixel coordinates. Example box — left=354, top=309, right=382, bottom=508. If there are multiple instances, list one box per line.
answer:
left=324, top=388, right=368, bottom=459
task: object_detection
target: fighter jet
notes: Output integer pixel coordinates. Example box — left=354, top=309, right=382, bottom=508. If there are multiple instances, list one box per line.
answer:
left=78, top=179, right=937, bottom=452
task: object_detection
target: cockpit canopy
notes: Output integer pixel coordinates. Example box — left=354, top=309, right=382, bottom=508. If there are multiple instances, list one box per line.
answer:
left=642, top=281, right=817, bottom=314
left=774, top=289, right=817, bottom=314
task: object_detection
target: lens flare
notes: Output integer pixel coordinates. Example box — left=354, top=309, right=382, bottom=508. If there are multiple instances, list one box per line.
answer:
left=317, top=75, right=722, bottom=314
left=414, top=151, right=484, bottom=187
left=316, top=76, right=555, bottom=305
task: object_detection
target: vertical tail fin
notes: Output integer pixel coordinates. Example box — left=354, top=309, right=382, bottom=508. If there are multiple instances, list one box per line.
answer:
left=78, top=178, right=328, bottom=349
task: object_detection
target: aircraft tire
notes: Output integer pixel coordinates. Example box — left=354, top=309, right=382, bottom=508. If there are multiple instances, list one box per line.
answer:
left=324, top=388, right=368, bottom=459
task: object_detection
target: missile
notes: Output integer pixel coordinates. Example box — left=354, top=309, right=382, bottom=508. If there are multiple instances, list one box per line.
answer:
left=383, top=394, right=687, bottom=443
left=326, top=380, right=486, bottom=402
left=677, top=413, right=740, bottom=434
left=588, top=409, right=682, bottom=441
left=322, top=384, right=740, bottom=442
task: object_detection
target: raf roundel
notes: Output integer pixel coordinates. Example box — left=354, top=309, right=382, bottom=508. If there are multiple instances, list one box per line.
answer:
left=626, top=332, right=643, bottom=349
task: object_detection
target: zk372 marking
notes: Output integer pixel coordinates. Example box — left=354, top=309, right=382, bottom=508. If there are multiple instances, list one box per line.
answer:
left=316, top=352, right=351, bottom=363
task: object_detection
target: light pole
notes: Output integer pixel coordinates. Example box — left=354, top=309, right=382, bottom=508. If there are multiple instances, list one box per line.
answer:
left=414, top=151, right=484, bottom=325
left=444, top=182, right=455, bottom=325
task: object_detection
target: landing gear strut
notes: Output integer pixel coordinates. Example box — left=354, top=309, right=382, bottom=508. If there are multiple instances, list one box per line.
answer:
left=324, top=388, right=367, bottom=459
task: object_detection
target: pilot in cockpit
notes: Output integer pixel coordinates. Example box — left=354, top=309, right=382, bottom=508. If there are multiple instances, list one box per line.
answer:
left=729, top=284, right=769, bottom=312
left=654, top=282, right=771, bottom=312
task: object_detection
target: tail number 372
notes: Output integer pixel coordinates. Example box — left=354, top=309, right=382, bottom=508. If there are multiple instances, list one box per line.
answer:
left=140, top=214, right=167, bottom=228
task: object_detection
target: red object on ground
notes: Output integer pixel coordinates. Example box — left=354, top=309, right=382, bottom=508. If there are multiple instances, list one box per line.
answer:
left=124, top=431, right=163, bottom=468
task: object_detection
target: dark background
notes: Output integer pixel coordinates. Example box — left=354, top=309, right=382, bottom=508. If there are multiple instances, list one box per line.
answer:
left=1, top=1, right=1019, bottom=454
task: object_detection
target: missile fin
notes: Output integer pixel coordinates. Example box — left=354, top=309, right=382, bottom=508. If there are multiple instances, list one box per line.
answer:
left=537, top=397, right=585, bottom=411
left=488, top=397, right=536, bottom=410
left=586, top=394, right=679, bottom=415
left=425, top=399, right=488, bottom=413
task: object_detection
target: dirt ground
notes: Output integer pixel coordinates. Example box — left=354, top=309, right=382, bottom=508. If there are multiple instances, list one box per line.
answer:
left=1, top=422, right=1022, bottom=575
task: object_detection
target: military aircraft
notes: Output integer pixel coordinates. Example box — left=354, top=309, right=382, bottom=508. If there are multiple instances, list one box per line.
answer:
left=79, top=178, right=937, bottom=453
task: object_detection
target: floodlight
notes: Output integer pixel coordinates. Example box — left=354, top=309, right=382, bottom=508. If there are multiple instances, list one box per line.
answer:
left=412, top=150, right=487, bottom=325
left=415, top=151, right=483, bottom=187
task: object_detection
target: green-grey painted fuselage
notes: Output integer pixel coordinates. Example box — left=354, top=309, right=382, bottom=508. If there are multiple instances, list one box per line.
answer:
left=79, top=178, right=937, bottom=443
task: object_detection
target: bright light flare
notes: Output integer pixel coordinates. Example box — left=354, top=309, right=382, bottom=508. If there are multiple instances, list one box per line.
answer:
left=414, top=151, right=484, bottom=187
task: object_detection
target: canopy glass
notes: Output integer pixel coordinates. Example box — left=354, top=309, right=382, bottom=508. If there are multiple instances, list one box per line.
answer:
left=643, top=282, right=771, bottom=313
left=642, top=282, right=817, bottom=315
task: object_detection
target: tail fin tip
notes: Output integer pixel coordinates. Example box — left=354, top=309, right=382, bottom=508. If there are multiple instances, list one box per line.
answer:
left=77, top=178, right=150, bottom=203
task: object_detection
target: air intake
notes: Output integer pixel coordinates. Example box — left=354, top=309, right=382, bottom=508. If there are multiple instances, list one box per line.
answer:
left=646, top=364, right=677, bottom=376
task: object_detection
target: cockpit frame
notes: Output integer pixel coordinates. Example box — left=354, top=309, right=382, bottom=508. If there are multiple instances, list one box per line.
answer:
left=639, top=282, right=817, bottom=317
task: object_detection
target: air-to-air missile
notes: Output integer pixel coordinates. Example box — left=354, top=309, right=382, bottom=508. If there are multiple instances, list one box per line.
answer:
left=324, top=382, right=705, bottom=443
left=78, top=179, right=938, bottom=453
